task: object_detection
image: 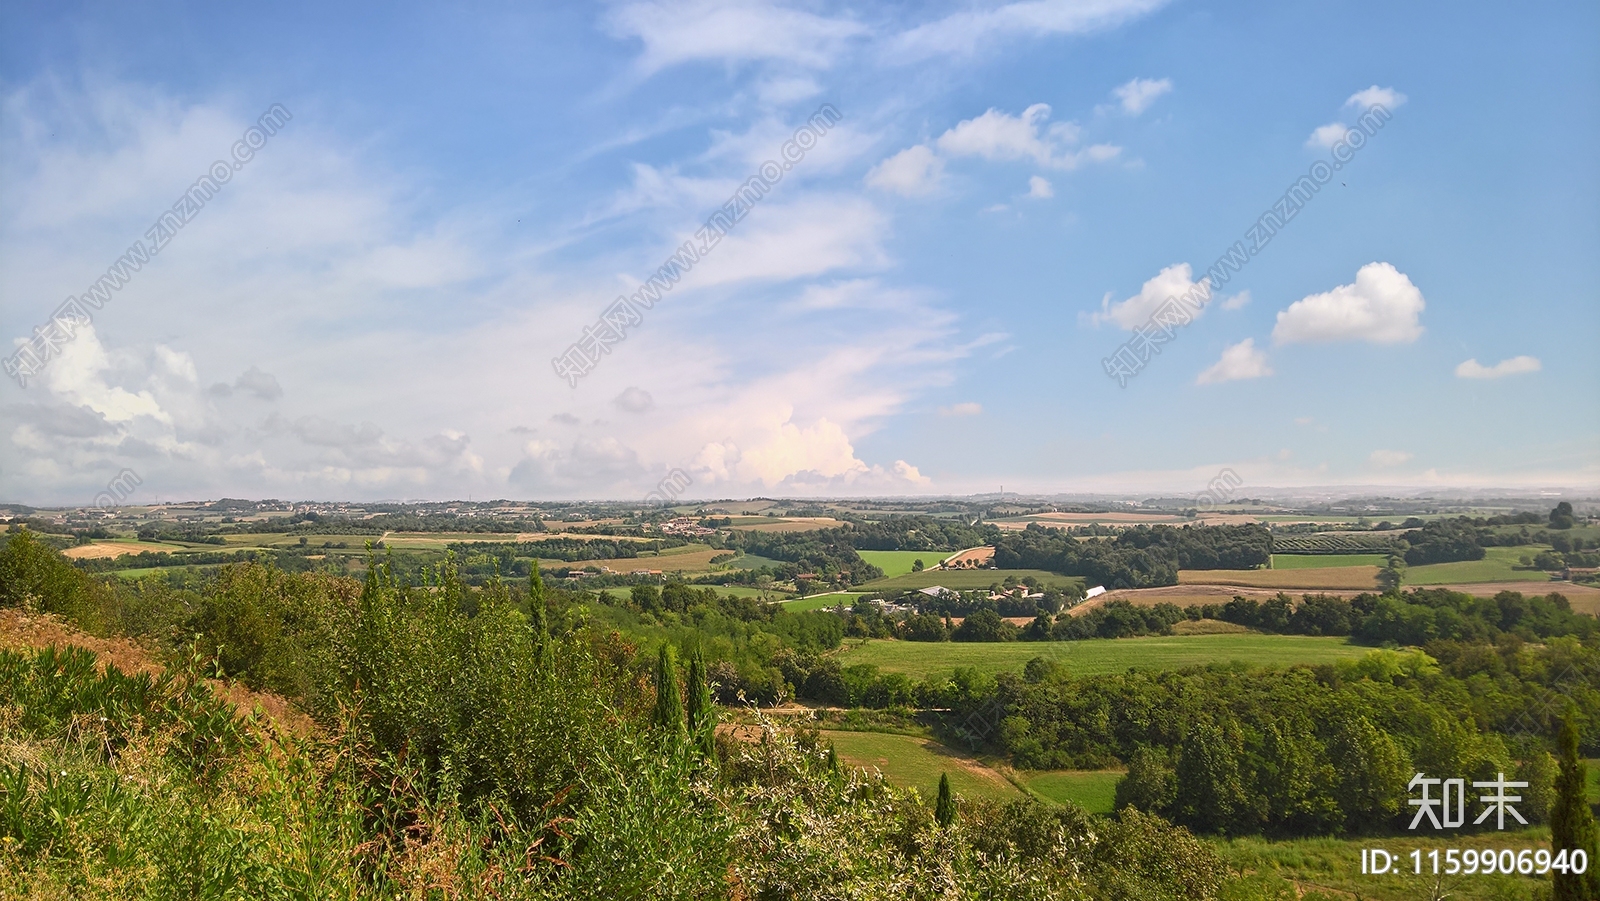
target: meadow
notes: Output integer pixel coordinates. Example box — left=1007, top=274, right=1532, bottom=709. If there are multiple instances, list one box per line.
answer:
left=1021, top=771, right=1123, bottom=814
left=856, top=549, right=948, bottom=578
left=1405, top=546, right=1546, bottom=585
left=833, top=633, right=1372, bottom=679
left=864, top=568, right=1085, bottom=592
left=819, top=729, right=1021, bottom=803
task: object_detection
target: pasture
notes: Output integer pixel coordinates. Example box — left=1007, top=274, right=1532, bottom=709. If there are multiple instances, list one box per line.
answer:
left=864, top=568, right=1084, bottom=592
left=783, top=592, right=862, bottom=612
left=1404, top=546, right=1542, bottom=585
left=1021, top=771, right=1123, bottom=815
left=856, top=550, right=946, bottom=578
left=1270, top=553, right=1387, bottom=569
left=834, top=633, right=1371, bottom=679
left=820, top=730, right=1020, bottom=803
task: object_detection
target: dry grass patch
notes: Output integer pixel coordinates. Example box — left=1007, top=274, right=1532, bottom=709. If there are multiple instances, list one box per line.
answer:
left=60, top=541, right=168, bottom=560
left=1178, top=567, right=1380, bottom=590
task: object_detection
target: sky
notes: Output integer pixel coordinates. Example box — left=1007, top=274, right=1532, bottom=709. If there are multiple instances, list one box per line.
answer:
left=1, top=0, right=1597, bottom=505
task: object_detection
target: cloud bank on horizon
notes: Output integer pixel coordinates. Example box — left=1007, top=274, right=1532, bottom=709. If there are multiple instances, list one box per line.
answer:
left=0, top=0, right=1595, bottom=503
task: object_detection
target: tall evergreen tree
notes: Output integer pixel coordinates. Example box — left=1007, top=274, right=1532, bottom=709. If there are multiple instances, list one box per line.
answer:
left=528, top=562, right=551, bottom=672
left=935, top=772, right=956, bottom=828
left=653, top=643, right=685, bottom=741
left=1552, top=714, right=1599, bottom=901
left=684, top=646, right=715, bottom=759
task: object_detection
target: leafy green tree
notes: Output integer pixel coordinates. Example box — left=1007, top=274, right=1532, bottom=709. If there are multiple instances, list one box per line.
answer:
left=911, top=559, right=925, bottom=572
left=684, top=646, right=715, bottom=759
left=1173, top=716, right=1253, bottom=835
left=1114, top=745, right=1176, bottom=814
left=1550, top=501, right=1576, bottom=530
left=1552, top=714, right=1600, bottom=900
left=935, top=772, right=956, bottom=827
left=1324, top=709, right=1409, bottom=832
left=653, top=643, right=685, bottom=741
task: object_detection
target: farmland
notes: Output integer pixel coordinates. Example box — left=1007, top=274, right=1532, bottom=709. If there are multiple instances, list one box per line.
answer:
left=833, top=633, right=1372, bottom=679
left=1178, top=566, right=1380, bottom=590
left=1270, top=553, right=1387, bottom=569
left=1404, top=545, right=1544, bottom=585
left=820, top=730, right=1020, bottom=802
left=856, top=549, right=947, bottom=578
left=864, top=568, right=1084, bottom=592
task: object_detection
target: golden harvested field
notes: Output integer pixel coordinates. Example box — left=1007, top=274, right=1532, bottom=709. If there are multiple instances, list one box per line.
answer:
left=1435, top=580, right=1600, bottom=613
left=61, top=541, right=169, bottom=560
left=940, top=546, right=994, bottom=568
left=731, top=517, right=847, bottom=532
left=583, top=545, right=728, bottom=573
left=1178, top=566, right=1380, bottom=590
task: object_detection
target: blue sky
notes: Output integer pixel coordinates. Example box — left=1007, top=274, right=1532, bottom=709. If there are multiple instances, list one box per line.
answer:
left=1, top=0, right=1596, bottom=504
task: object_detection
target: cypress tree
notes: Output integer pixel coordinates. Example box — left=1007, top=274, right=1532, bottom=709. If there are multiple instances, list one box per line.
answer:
left=528, top=561, right=551, bottom=671
left=935, top=772, right=956, bottom=828
left=684, top=646, right=715, bottom=759
left=653, top=643, right=685, bottom=741
left=1552, top=714, right=1599, bottom=901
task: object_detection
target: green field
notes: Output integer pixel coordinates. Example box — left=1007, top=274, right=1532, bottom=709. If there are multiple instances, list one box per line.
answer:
left=856, top=550, right=949, bottom=579
left=1214, top=829, right=1559, bottom=901
left=835, top=634, right=1372, bottom=679
left=783, top=592, right=862, bottom=612
left=864, top=568, right=1084, bottom=592
left=1022, top=771, right=1123, bottom=814
left=1271, top=553, right=1388, bottom=569
left=1406, top=546, right=1545, bottom=585
left=820, top=730, right=1021, bottom=802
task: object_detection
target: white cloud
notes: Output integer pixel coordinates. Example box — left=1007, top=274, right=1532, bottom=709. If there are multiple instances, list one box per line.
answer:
left=1112, top=77, right=1172, bottom=115
left=1346, top=85, right=1407, bottom=111
left=603, top=0, right=866, bottom=74
left=613, top=386, right=655, bottom=412
left=1455, top=356, right=1542, bottom=379
left=1271, top=262, right=1425, bottom=345
left=939, top=402, right=983, bottom=416
left=1305, top=122, right=1350, bottom=149
left=1369, top=449, right=1413, bottom=467
left=1220, top=289, right=1251, bottom=311
left=1027, top=175, right=1053, bottom=198
left=1196, top=338, right=1272, bottom=385
left=889, top=0, right=1170, bottom=61
left=935, top=103, right=1119, bottom=170
left=1088, top=262, right=1209, bottom=329
left=865, top=144, right=944, bottom=196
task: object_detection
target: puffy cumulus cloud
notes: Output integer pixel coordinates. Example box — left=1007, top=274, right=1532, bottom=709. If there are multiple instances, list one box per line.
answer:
left=865, top=144, right=944, bottom=196
left=1271, top=263, right=1425, bottom=345
left=935, top=103, right=1118, bottom=170
left=1346, top=85, right=1407, bottom=111
left=1027, top=175, right=1053, bottom=198
left=888, top=0, right=1169, bottom=61
left=1455, top=356, right=1541, bottom=379
left=1196, top=338, right=1272, bottom=385
left=613, top=386, right=655, bottom=413
left=1220, top=289, right=1251, bottom=311
left=1369, top=449, right=1413, bottom=467
left=939, top=402, right=983, bottom=416
left=1088, top=262, right=1209, bottom=329
left=40, top=325, right=171, bottom=426
left=603, top=0, right=867, bottom=74
left=1305, top=122, right=1351, bottom=149
left=1111, top=77, right=1172, bottom=115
